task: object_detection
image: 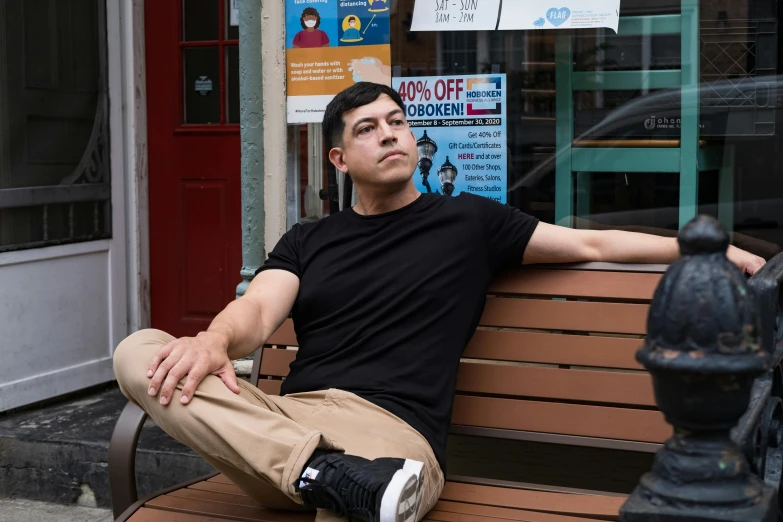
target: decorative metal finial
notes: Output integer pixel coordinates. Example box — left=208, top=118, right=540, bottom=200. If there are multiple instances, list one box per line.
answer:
left=621, top=215, right=776, bottom=522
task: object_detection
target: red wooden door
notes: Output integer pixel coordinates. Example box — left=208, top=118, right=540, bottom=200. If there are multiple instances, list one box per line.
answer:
left=146, top=0, right=242, bottom=337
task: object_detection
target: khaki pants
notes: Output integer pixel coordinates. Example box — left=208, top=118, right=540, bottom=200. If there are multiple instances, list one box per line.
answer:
left=113, top=329, right=444, bottom=521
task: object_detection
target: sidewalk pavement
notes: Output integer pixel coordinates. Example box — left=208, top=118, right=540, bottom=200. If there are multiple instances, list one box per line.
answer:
left=0, top=498, right=111, bottom=522
left=0, top=384, right=214, bottom=507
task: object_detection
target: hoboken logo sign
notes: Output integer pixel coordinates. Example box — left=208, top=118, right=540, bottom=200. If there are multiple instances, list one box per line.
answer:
left=465, top=77, right=503, bottom=116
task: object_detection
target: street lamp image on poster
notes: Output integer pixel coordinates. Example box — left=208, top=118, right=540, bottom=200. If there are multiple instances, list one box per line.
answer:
left=286, top=0, right=391, bottom=123
left=392, top=74, right=508, bottom=203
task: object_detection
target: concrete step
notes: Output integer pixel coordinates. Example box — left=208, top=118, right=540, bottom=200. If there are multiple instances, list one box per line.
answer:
left=0, top=384, right=214, bottom=509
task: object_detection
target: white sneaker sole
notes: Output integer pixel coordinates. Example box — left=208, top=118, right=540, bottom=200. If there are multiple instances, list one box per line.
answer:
left=379, top=459, right=424, bottom=522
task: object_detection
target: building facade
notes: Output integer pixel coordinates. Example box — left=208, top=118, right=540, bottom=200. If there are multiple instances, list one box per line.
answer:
left=0, top=0, right=781, bottom=410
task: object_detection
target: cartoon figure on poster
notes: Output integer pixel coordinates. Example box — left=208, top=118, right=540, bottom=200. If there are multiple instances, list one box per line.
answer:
left=341, top=16, right=363, bottom=42
left=367, top=0, right=389, bottom=12
left=337, top=1, right=390, bottom=47
left=292, top=7, right=330, bottom=48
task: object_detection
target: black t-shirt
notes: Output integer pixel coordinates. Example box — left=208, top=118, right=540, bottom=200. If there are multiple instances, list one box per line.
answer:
left=257, top=193, right=539, bottom=470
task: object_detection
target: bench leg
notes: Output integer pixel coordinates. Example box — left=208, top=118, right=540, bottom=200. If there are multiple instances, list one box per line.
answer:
left=109, top=401, right=148, bottom=519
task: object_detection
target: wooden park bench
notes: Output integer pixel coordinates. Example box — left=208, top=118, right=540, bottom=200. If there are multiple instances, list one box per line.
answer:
left=109, top=247, right=783, bottom=522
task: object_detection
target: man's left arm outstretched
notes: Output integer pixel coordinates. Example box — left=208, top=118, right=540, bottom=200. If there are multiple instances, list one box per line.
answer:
left=522, top=222, right=766, bottom=275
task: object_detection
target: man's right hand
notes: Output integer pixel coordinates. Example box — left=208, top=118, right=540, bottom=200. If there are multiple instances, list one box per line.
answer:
left=146, top=330, right=241, bottom=406
left=142, top=269, right=300, bottom=406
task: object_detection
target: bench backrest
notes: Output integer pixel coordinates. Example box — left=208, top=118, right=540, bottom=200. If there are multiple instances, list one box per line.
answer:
left=251, top=264, right=669, bottom=453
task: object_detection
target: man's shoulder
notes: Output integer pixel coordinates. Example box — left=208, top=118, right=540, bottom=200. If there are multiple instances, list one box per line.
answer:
left=290, top=210, right=352, bottom=237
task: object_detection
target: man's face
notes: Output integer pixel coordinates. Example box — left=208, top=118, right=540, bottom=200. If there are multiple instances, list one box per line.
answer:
left=329, top=94, right=418, bottom=190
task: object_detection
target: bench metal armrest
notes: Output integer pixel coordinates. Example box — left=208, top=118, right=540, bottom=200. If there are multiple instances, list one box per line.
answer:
left=108, top=401, right=148, bottom=519
left=732, top=252, right=783, bottom=492
left=748, top=251, right=783, bottom=356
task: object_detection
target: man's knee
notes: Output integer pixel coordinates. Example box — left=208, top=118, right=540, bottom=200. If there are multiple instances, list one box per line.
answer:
left=113, top=328, right=173, bottom=397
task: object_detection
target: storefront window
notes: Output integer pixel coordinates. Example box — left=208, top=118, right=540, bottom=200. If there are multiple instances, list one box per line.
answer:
left=286, top=0, right=782, bottom=260
left=0, top=0, right=111, bottom=253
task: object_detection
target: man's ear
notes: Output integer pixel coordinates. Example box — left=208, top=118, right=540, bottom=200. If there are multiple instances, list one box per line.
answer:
left=328, top=147, right=348, bottom=173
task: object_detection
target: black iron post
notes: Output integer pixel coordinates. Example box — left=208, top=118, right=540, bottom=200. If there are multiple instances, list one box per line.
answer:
left=620, top=216, right=777, bottom=522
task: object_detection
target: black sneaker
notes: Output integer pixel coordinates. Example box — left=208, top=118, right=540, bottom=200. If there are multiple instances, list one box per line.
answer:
left=294, top=453, right=424, bottom=522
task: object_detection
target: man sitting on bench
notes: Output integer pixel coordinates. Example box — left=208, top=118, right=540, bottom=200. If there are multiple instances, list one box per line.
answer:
left=113, top=82, right=765, bottom=522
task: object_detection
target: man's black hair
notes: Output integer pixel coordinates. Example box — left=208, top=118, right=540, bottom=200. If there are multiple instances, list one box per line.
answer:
left=300, top=8, right=321, bottom=29
left=322, top=82, right=406, bottom=150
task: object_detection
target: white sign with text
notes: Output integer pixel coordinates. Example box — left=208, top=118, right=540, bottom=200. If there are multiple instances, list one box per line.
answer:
left=498, top=0, right=620, bottom=32
left=411, top=0, right=621, bottom=33
left=411, top=0, right=503, bottom=31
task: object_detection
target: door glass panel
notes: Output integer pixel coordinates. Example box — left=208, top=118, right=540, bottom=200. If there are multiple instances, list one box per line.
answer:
left=226, top=45, right=239, bottom=123
left=226, top=0, right=239, bottom=40
left=183, top=46, right=220, bottom=124
left=183, top=0, right=218, bottom=41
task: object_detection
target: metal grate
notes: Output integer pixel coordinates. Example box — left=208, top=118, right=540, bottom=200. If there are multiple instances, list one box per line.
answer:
left=0, top=0, right=111, bottom=253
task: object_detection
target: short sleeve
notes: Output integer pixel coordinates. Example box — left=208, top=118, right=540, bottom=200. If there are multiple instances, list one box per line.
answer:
left=293, top=32, right=301, bottom=46
left=321, top=31, right=330, bottom=45
left=462, top=193, right=539, bottom=270
left=255, top=224, right=302, bottom=278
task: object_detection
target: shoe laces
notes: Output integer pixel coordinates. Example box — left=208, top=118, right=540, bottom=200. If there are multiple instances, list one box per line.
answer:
left=296, top=456, right=385, bottom=522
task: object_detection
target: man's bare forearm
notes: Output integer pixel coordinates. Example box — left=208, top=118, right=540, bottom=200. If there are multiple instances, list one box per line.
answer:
left=203, top=269, right=299, bottom=361
left=587, top=229, right=764, bottom=274
left=589, top=230, right=680, bottom=264
left=205, top=297, right=271, bottom=360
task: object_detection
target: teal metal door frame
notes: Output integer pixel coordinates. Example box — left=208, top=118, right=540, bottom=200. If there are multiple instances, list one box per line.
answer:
left=553, top=0, right=735, bottom=233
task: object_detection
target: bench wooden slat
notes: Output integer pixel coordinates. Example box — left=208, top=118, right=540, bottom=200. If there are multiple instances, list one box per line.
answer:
left=259, top=353, right=654, bottom=406
left=132, top=483, right=609, bottom=522
left=452, top=395, right=670, bottom=443
left=465, top=330, right=643, bottom=369
left=425, top=508, right=596, bottom=522
left=440, top=482, right=624, bottom=519
left=435, top=499, right=609, bottom=520
left=129, top=507, right=235, bottom=521
left=260, top=349, right=296, bottom=377
left=256, top=379, right=283, bottom=395
left=481, top=298, right=649, bottom=334
left=259, top=332, right=645, bottom=380
left=456, top=363, right=654, bottom=406
left=209, top=474, right=235, bottom=485
left=169, top=488, right=265, bottom=508
left=188, top=481, right=249, bottom=497
left=266, top=319, right=296, bottom=346
left=489, top=269, right=660, bottom=301
left=257, top=355, right=654, bottom=407
left=146, top=495, right=307, bottom=522
left=185, top=476, right=610, bottom=522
